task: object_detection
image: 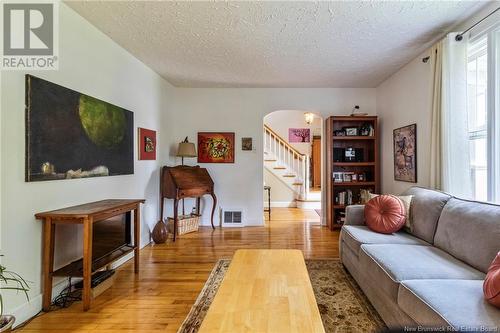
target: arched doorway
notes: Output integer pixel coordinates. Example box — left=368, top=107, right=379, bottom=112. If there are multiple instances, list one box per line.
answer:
left=262, top=110, right=323, bottom=224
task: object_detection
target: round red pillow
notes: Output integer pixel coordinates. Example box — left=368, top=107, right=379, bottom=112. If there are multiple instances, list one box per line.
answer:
left=484, top=252, right=500, bottom=308
left=364, top=195, right=406, bottom=234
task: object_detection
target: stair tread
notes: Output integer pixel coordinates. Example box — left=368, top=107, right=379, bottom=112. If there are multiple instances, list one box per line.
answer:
left=295, top=198, right=321, bottom=202
left=292, top=182, right=303, bottom=185
left=264, top=159, right=277, bottom=162
left=273, top=167, right=286, bottom=169
left=282, top=174, right=296, bottom=177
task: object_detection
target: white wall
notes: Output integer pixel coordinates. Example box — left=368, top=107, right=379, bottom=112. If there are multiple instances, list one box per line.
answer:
left=166, top=88, right=377, bottom=226
left=0, top=3, right=174, bottom=323
left=376, top=2, right=500, bottom=195
left=376, top=52, right=433, bottom=194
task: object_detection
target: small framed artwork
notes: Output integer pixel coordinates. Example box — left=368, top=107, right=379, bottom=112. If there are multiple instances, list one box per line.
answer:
left=138, top=128, right=156, bottom=160
left=198, top=132, right=235, bottom=163
left=333, top=172, right=343, bottom=183
left=288, top=128, right=310, bottom=143
left=241, top=137, right=253, bottom=151
left=393, top=124, right=417, bottom=182
left=343, top=127, right=358, bottom=136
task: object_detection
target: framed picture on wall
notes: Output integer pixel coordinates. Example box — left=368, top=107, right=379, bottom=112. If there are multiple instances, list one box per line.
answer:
left=288, top=128, right=310, bottom=143
left=198, top=132, right=235, bottom=163
left=138, top=128, right=156, bottom=160
left=25, top=75, right=134, bottom=182
left=393, top=123, right=417, bottom=183
left=241, top=137, right=253, bottom=151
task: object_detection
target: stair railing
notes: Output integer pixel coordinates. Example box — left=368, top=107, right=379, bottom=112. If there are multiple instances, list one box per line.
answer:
left=263, top=124, right=309, bottom=199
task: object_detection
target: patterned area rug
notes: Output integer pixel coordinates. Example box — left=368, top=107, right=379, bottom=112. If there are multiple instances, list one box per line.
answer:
left=178, top=259, right=385, bottom=333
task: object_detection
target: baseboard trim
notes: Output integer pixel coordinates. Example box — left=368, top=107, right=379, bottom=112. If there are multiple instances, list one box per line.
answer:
left=264, top=201, right=297, bottom=208
left=198, top=217, right=263, bottom=227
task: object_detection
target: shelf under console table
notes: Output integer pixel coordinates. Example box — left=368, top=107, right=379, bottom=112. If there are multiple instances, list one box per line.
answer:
left=35, top=199, right=145, bottom=311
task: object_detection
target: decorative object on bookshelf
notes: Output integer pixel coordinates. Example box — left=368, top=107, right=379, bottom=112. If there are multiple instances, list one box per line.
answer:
left=393, top=124, right=417, bottom=183
left=333, top=129, right=346, bottom=136
left=349, top=105, right=368, bottom=117
left=343, top=127, right=358, bottom=136
left=345, top=147, right=364, bottom=162
left=360, top=123, right=375, bottom=136
left=326, top=116, right=379, bottom=230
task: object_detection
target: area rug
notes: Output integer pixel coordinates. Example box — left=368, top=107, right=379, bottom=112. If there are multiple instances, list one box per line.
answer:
left=178, top=259, right=385, bottom=333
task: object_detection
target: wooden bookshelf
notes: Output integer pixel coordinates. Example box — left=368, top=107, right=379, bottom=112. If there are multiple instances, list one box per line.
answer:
left=326, top=116, right=380, bottom=230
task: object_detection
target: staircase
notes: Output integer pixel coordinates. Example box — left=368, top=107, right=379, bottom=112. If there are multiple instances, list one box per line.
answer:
left=263, top=125, right=310, bottom=201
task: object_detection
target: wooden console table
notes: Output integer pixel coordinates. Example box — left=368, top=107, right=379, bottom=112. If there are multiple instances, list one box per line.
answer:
left=35, top=199, right=145, bottom=311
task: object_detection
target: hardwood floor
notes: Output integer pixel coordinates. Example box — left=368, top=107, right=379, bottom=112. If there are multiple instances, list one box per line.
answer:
left=19, top=208, right=340, bottom=333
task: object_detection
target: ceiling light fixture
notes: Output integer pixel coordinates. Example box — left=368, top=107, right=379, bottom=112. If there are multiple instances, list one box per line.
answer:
left=304, top=112, right=314, bottom=124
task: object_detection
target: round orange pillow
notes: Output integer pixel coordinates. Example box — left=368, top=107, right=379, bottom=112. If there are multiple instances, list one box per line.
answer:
left=364, top=195, right=406, bottom=234
left=484, top=252, right=500, bottom=308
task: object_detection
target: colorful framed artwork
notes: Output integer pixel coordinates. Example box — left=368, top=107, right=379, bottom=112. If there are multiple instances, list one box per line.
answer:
left=393, top=123, right=417, bottom=183
left=138, top=128, right=156, bottom=160
left=198, top=132, right=235, bottom=163
left=288, top=128, right=310, bottom=143
left=241, top=137, right=253, bottom=151
left=25, top=75, right=134, bottom=182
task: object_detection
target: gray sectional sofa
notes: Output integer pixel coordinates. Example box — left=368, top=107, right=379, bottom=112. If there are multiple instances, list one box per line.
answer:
left=340, top=187, right=500, bottom=330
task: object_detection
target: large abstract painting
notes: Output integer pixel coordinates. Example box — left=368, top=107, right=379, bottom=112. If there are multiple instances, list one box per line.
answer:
left=393, top=123, right=417, bottom=183
left=198, top=132, right=235, bottom=163
left=25, top=75, right=134, bottom=182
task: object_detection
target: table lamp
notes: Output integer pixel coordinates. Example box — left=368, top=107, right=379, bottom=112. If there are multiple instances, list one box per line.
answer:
left=177, top=137, right=197, bottom=165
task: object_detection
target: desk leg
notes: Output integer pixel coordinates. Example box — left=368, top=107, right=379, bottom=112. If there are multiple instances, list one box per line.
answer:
left=210, top=193, right=217, bottom=230
left=268, top=188, right=271, bottom=220
left=173, top=199, right=179, bottom=242
left=42, top=218, right=55, bottom=312
left=82, top=217, right=93, bottom=311
left=134, top=205, right=140, bottom=273
left=196, top=197, right=201, bottom=215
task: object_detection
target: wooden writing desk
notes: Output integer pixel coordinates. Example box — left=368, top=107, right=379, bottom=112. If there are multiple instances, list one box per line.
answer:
left=198, top=249, right=325, bottom=333
left=35, top=199, right=145, bottom=311
left=160, top=165, right=216, bottom=241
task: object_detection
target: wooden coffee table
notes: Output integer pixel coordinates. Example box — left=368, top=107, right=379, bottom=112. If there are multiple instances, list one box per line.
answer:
left=198, top=249, right=325, bottom=332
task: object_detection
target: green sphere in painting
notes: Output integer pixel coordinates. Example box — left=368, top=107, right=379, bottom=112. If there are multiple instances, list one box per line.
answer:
left=78, top=95, right=126, bottom=149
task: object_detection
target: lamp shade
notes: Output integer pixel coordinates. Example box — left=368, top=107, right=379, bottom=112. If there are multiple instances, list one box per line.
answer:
left=177, top=142, right=197, bottom=157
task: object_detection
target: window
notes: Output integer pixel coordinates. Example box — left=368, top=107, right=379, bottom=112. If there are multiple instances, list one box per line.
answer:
left=466, top=27, right=500, bottom=203
left=467, top=37, right=488, bottom=201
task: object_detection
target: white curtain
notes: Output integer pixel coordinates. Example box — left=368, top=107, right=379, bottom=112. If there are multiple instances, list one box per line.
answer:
left=440, top=32, right=472, bottom=198
left=430, top=41, right=443, bottom=189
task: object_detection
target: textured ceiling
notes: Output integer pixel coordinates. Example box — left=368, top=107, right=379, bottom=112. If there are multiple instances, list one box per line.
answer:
left=65, top=1, right=488, bottom=88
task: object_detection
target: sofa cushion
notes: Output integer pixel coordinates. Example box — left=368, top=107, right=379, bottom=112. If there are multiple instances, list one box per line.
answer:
left=398, top=279, right=500, bottom=330
left=434, top=198, right=500, bottom=273
left=359, top=244, right=485, bottom=301
left=365, top=195, right=406, bottom=234
left=484, top=252, right=500, bottom=307
left=401, top=187, right=451, bottom=244
left=341, top=226, right=428, bottom=256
